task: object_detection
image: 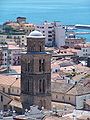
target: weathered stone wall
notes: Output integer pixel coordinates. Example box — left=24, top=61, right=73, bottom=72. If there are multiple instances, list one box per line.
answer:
left=27, top=38, right=45, bottom=52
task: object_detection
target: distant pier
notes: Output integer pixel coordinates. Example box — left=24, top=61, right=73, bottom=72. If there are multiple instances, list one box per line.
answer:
left=65, top=24, right=90, bottom=30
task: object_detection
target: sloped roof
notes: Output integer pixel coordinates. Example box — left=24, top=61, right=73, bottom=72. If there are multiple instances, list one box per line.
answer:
left=51, top=82, right=73, bottom=94
left=66, top=83, right=90, bottom=95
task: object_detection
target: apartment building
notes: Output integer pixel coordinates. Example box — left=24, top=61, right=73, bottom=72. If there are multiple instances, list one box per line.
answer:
left=0, top=43, right=22, bottom=66
left=35, top=21, right=65, bottom=47
left=65, top=37, right=85, bottom=48
left=76, top=43, right=90, bottom=57
left=0, top=33, right=27, bottom=46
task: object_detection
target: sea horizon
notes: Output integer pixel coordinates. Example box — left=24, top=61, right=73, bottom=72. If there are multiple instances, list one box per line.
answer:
left=0, top=0, right=90, bottom=41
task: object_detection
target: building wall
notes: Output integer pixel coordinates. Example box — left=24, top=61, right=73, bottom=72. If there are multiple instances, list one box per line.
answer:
left=76, top=94, right=90, bottom=109
left=0, top=34, right=27, bottom=46
left=0, top=92, right=12, bottom=110
left=35, top=21, right=65, bottom=47
left=22, top=25, right=35, bottom=35
left=0, top=44, right=22, bottom=66
left=0, top=84, right=20, bottom=96
left=9, top=49, right=21, bottom=65
left=77, top=47, right=90, bottom=57
left=55, top=25, right=65, bottom=48
left=52, top=92, right=76, bottom=105
left=65, top=38, right=85, bottom=47
left=21, top=32, right=51, bottom=110
left=2, top=48, right=8, bottom=65
left=35, top=22, right=54, bottom=46
left=21, top=53, right=51, bottom=109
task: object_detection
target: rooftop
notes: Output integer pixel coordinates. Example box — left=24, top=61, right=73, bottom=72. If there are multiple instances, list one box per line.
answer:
left=0, top=74, right=20, bottom=88
left=66, top=83, right=90, bottom=95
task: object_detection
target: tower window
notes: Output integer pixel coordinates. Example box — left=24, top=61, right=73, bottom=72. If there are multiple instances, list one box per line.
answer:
left=42, top=59, right=45, bottom=72
left=27, top=79, right=33, bottom=93
left=40, top=46, right=42, bottom=52
left=39, top=59, right=45, bottom=72
left=1, top=95, right=3, bottom=102
left=42, top=79, right=45, bottom=93
left=39, top=60, right=42, bottom=72
left=39, top=79, right=42, bottom=93
left=27, top=62, right=31, bottom=72
left=39, top=79, right=45, bottom=93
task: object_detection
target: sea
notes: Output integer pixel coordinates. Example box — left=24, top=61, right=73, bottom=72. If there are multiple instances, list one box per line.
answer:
left=0, top=0, right=90, bottom=41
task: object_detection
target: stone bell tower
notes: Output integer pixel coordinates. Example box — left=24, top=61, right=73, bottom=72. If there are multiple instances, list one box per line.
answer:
left=21, top=30, right=51, bottom=110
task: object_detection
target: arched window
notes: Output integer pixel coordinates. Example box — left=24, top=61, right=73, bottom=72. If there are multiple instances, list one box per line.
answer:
left=40, top=46, right=42, bottom=52
left=39, top=60, right=42, bottom=72
left=27, top=62, right=31, bottom=72
left=39, top=59, right=45, bottom=72
left=42, top=79, right=45, bottom=93
left=27, top=79, right=33, bottom=93
left=39, top=79, right=42, bottom=93
left=42, top=59, right=45, bottom=72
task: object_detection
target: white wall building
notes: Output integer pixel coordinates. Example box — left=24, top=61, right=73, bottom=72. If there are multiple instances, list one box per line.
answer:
left=0, top=34, right=27, bottom=46
left=0, top=44, right=22, bottom=66
left=35, top=21, right=54, bottom=46
left=8, top=44, right=22, bottom=65
left=76, top=93, right=90, bottom=109
left=77, top=46, right=90, bottom=57
left=55, top=22, right=65, bottom=48
left=35, top=21, right=65, bottom=47
left=0, top=44, right=8, bottom=65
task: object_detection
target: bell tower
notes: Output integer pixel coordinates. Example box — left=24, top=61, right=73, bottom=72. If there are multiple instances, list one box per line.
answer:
left=21, top=30, right=51, bottom=110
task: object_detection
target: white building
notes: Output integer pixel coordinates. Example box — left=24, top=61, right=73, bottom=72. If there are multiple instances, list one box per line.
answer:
left=35, top=21, right=65, bottom=47
left=35, top=21, right=54, bottom=46
left=77, top=46, right=90, bottom=57
left=0, top=44, right=8, bottom=65
left=8, top=44, right=22, bottom=65
left=55, top=22, right=65, bottom=48
left=0, top=33, right=27, bottom=46
left=0, top=43, right=22, bottom=66
left=52, top=82, right=90, bottom=110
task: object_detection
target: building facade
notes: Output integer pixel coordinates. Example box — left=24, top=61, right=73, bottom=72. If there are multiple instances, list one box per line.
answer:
left=21, top=31, right=51, bottom=110
left=0, top=49, right=3, bottom=66
left=35, top=21, right=65, bottom=47
left=55, top=22, right=65, bottom=48
left=0, top=43, right=22, bottom=66
left=0, top=33, right=27, bottom=47
left=77, top=46, right=90, bottom=57
left=65, top=37, right=85, bottom=48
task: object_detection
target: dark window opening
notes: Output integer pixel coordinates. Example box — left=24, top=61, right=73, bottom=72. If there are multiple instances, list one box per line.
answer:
left=39, top=60, right=42, bottom=72
left=1, top=95, right=3, bottom=102
left=42, top=59, right=45, bottom=72
left=39, top=79, right=42, bottom=93
left=42, top=79, right=45, bottom=93
left=40, top=46, right=42, bottom=52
